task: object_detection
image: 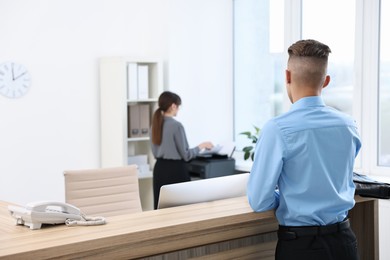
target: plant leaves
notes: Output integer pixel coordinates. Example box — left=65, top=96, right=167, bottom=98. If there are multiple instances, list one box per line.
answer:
left=242, top=146, right=253, bottom=152
left=250, top=136, right=257, bottom=143
left=239, top=131, right=252, bottom=138
left=240, top=125, right=260, bottom=160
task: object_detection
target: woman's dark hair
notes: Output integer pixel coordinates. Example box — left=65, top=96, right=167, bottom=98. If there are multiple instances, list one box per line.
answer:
left=151, top=91, right=182, bottom=145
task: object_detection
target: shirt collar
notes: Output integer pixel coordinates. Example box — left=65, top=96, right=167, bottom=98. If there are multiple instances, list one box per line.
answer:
left=290, top=96, right=326, bottom=111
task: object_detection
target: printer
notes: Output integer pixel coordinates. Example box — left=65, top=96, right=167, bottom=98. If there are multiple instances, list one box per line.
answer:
left=188, top=156, right=235, bottom=179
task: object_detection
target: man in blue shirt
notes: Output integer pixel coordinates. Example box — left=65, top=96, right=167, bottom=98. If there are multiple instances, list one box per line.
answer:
left=247, top=39, right=361, bottom=260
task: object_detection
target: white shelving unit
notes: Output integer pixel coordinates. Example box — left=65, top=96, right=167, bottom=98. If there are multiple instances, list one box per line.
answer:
left=99, top=57, right=163, bottom=210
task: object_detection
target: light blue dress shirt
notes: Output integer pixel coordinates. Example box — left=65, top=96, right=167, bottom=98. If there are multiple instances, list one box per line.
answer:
left=247, top=96, right=361, bottom=226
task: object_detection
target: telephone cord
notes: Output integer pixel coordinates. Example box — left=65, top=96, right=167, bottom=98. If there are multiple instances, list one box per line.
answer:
left=65, top=213, right=106, bottom=226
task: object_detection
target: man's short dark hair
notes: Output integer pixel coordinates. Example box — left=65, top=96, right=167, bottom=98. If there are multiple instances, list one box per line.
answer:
left=288, top=39, right=331, bottom=60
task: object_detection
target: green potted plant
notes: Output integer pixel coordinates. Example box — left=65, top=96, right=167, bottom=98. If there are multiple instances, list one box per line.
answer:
left=239, top=125, right=261, bottom=161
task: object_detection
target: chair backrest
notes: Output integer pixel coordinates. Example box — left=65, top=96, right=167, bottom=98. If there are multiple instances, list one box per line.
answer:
left=64, top=165, right=142, bottom=217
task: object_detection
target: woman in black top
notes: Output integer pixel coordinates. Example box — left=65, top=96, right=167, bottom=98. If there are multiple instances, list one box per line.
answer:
left=151, top=91, right=213, bottom=209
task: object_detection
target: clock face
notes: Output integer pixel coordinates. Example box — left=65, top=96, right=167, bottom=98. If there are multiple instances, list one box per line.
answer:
left=0, top=62, right=31, bottom=98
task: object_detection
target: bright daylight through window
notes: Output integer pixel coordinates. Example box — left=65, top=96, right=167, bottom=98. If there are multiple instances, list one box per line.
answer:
left=233, top=0, right=284, bottom=150
left=302, top=0, right=355, bottom=117
left=379, top=0, right=390, bottom=166
left=234, top=0, right=390, bottom=173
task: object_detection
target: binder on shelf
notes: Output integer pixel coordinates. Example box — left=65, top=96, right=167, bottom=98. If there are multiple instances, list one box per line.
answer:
left=128, top=105, right=140, bottom=137
left=139, top=104, right=150, bottom=137
left=137, top=65, right=149, bottom=99
left=127, top=63, right=138, bottom=100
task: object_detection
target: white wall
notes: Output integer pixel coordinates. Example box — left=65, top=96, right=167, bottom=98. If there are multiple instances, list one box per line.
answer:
left=0, top=0, right=233, bottom=205
left=168, top=1, right=233, bottom=146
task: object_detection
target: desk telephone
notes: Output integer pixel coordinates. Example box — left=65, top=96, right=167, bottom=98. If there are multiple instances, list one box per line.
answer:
left=8, top=201, right=106, bottom=230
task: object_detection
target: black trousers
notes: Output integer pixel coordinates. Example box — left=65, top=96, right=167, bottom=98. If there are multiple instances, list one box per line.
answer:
left=153, top=159, right=190, bottom=209
left=276, top=219, right=359, bottom=260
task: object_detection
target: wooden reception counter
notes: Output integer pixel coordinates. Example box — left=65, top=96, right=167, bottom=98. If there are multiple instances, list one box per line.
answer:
left=0, top=196, right=378, bottom=260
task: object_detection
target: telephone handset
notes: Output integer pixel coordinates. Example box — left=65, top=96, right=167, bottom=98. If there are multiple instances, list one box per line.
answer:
left=8, top=201, right=105, bottom=230
left=26, top=201, right=81, bottom=215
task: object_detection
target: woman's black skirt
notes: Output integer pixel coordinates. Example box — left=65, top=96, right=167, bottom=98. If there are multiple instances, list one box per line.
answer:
left=153, top=159, right=190, bottom=209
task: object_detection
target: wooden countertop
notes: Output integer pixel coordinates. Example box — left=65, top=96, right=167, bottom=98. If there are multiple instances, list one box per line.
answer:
left=0, top=196, right=377, bottom=259
left=0, top=197, right=278, bottom=259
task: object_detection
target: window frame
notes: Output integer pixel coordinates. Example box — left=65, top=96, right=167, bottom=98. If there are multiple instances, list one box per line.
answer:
left=233, top=0, right=390, bottom=176
left=285, top=0, right=387, bottom=176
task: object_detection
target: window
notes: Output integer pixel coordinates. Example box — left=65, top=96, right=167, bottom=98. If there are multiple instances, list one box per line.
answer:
left=233, top=0, right=390, bottom=175
left=302, top=0, right=356, bottom=116
left=379, top=0, right=390, bottom=166
left=233, top=0, right=284, bottom=149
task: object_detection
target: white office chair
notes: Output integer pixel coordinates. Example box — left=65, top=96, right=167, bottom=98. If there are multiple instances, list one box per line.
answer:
left=64, top=165, right=142, bottom=217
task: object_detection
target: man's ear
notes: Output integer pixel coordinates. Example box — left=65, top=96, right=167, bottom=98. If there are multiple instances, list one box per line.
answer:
left=285, top=70, right=291, bottom=84
left=322, top=75, right=330, bottom=89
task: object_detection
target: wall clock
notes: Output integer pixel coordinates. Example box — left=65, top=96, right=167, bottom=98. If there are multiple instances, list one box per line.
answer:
left=0, top=62, right=31, bottom=98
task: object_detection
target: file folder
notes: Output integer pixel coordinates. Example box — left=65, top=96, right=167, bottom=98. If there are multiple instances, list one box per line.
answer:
left=128, top=105, right=140, bottom=137
left=139, top=104, right=150, bottom=137
left=127, top=63, right=138, bottom=100
left=137, top=65, right=149, bottom=99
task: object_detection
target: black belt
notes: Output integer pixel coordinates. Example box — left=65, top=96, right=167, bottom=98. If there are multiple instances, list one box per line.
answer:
left=278, top=219, right=350, bottom=240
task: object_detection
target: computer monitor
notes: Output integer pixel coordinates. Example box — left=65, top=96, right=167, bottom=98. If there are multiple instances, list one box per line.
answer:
left=157, top=173, right=249, bottom=209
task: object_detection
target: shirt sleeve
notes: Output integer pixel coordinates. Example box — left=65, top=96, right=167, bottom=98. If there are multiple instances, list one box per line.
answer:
left=247, top=120, right=286, bottom=212
left=173, top=123, right=199, bottom=161
left=353, top=126, right=362, bottom=158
